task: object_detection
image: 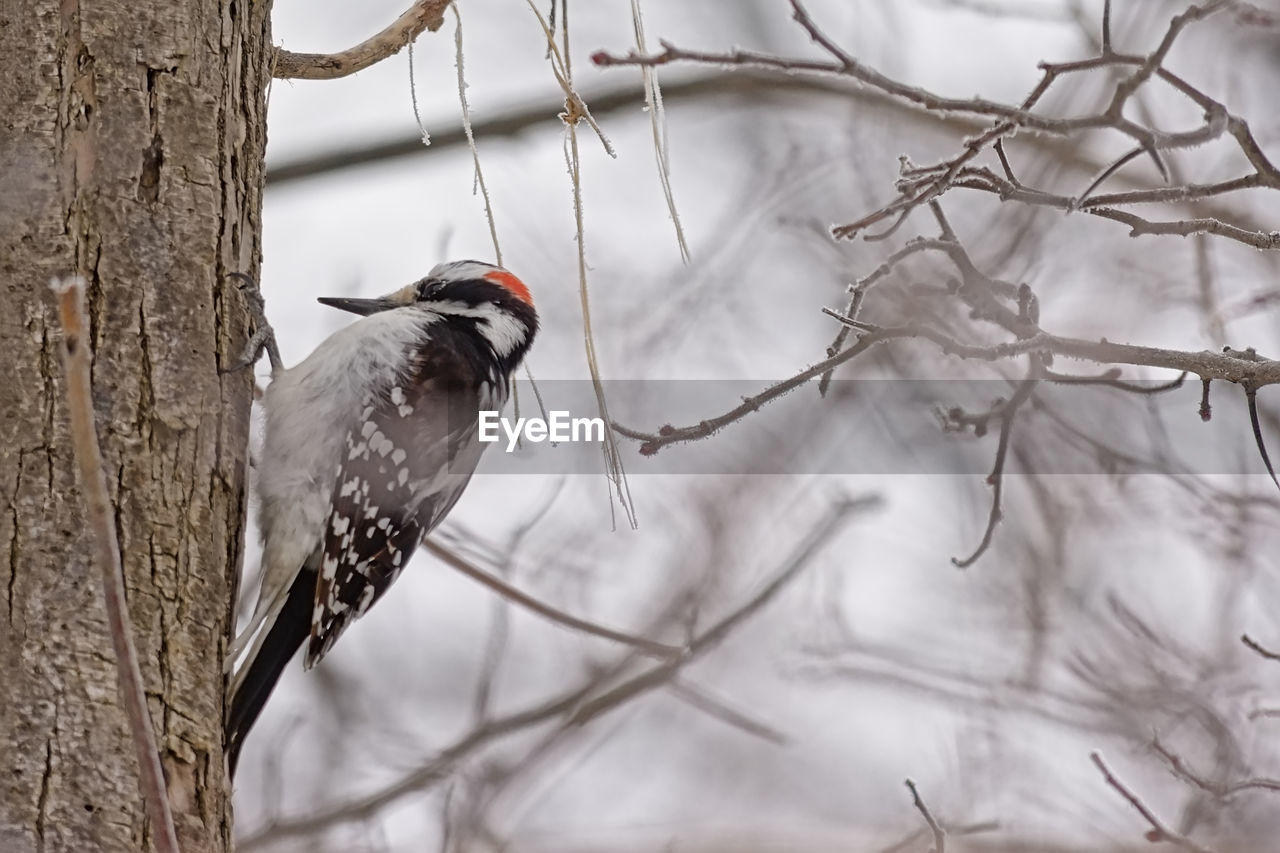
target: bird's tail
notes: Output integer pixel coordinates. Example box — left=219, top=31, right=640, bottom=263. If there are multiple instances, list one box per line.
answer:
left=226, top=566, right=315, bottom=779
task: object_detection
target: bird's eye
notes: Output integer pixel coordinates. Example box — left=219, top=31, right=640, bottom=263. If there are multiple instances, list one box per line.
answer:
left=416, top=280, right=441, bottom=300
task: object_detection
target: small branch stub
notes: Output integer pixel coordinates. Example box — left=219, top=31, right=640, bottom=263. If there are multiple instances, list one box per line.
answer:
left=906, top=778, right=946, bottom=853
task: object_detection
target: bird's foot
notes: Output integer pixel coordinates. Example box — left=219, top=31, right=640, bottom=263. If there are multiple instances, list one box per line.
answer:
left=222, top=272, right=284, bottom=376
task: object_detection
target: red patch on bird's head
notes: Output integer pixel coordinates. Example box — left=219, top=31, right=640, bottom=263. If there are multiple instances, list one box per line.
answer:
left=484, top=269, right=533, bottom=305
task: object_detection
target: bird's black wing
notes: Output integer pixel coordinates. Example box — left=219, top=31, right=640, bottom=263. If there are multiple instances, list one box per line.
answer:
left=307, top=373, right=489, bottom=667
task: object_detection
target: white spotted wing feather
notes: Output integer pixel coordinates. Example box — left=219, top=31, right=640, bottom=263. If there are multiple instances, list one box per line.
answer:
left=306, top=377, right=497, bottom=667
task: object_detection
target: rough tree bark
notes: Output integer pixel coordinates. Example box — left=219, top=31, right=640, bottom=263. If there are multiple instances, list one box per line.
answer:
left=0, top=2, right=271, bottom=851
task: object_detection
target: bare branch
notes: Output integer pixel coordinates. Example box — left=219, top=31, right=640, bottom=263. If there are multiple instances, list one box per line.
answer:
left=905, top=778, right=946, bottom=853
left=593, top=39, right=1062, bottom=130
left=1101, top=0, right=1113, bottom=54
left=1043, top=368, right=1187, bottom=394
left=422, top=538, right=683, bottom=658
left=242, top=496, right=876, bottom=848
left=265, top=74, right=924, bottom=186
left=1242, top=633, right=1280, bottom=662
left=568, top=495, right=878, bottom=726
left=667, top=678, right=789, bottom=745
left=951, top=374, right=1038, bottom=569
left=630, top=0, right=690, bottom=262
left=593, top=0, right=1280, bottom=251
left=877, top=821, right=999, bottom=853
left=615, top=320, right=1279, bottom=456
left=1108, top=0, right=1235, bottom=107
left=451, top=4, right=503, bottom=266
left=1073, top=145, right=1149, bottom=211
left=49, top=276, right=180, bottom=853
left=274, top=0, right=453, bottom=80
left=1235, top=2, right=1280, bottom=27
left=593, top=4, right=1237, bottom=142
left=1090, top=750, right=1215, bottom=853
left=1245, top=383, right=1280, bottom=493
left=1151, top=734, right=1280, bottom=798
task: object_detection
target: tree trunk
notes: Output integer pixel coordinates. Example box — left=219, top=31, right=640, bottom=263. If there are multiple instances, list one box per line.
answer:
left=0, top=2, right=271, bottom=850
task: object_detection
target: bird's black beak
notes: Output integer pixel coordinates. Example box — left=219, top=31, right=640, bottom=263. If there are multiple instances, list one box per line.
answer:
left=316, top=296, right=397, bottom=316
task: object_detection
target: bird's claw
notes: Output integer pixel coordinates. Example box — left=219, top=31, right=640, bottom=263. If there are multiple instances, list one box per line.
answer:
left=222, top=272, right=283, bottom=376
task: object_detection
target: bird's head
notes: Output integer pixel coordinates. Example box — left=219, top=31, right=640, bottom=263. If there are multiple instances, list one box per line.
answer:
left=317, top=260, right=534, bottom=316
left=318, top=260, right=538, bottom=365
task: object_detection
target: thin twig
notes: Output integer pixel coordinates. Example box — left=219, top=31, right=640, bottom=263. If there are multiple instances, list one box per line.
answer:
left=49, top=276, right=180, bottom=853
left=1072, top=145, right=1148, bottom=210
left=1151, top=734, right=1280, bottom=798
left=1090, top=750, right=1214, bottom=853
left=1242, top=633, right=1280, bottom=662
left=877, top=821, right=999, bottom=853
left=1101, top=0, right=1113, bottom=54
left=593, top=10, right=1235, bottom=142
left=667, top=678, right=789, bottom=744
left=452, top=4, right=503, bottom=266
left=274, top=0, right=454, bottom=80
left=631, top=0, right=690, bottom=262
left=1043, top=368, right=1187, bottom=394
left=1244, top=383, right=1280, bottom=493
left=422, top=539, right=683, bottom=657
left=407, top=42, right=431, bottom=146
left=905, top=778, right=946, bottom=853
left=952, top=168, right=1280, bottom=250
left=526, top=0, right=635, bottom=528
left=951, top=374, right=1038, bottom=568
left=526, top=1, right=614, bottom=155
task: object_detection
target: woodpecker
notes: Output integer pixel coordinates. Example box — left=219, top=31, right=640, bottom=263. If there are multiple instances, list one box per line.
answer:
left=225, top=260, right=537, bottom=776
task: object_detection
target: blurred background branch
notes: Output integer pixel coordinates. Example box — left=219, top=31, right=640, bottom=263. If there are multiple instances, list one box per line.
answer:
left=239, top=1, right=1280, bottom=850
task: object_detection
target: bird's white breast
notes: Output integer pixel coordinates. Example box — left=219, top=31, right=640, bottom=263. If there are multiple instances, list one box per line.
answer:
left=255, top=309, right=436, bottom=576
